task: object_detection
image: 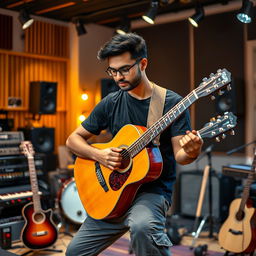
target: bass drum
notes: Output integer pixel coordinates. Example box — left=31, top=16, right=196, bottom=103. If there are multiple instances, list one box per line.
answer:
left=59, top=178, right=87, bottom=224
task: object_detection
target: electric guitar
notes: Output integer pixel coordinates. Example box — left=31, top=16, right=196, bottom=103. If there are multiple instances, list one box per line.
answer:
left=218, top=148, right=256, bottom=254
left=75, top=69, right=232, bottom=220
left=20, top=141, right=58, bottom=250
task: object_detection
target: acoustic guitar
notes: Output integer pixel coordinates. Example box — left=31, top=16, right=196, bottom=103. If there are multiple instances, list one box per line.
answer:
left=75, top=69, right=232, bottom=220
left=218, top=148, right=256, bottom=254
left=20, top=141, right=58, bottom=250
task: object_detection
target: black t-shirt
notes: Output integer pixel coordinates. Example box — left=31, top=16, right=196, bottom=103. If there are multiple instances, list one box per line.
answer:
left=82, top=88, right=191, bottom=203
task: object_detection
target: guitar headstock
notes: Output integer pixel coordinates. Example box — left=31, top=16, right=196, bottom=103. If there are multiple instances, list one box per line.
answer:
left=20, top=141, right=35, bottom=158
left=198, top=112, right=237, bottom=142
left=195, top=69, right=232, bottom=99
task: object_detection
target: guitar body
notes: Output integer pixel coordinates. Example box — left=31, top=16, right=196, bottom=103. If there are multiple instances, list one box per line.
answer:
left=21, top=202, right=58, bottom=250
left=74, top=124, right=163, bottom=220
left=218, top=198, right=256, bottom=253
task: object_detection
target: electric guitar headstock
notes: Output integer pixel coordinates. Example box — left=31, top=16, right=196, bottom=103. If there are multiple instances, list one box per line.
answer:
left=20, top=141, right=35, bottom=158
left=198, top=112, right=237, bottom=142
left=195, top=68, right=232, bottom=99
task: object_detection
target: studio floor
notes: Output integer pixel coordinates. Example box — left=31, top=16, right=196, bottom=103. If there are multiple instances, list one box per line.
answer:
left=7, top=223, right=228, bottom=256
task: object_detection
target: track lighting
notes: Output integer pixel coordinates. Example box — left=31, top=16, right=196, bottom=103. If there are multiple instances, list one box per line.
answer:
left=142, top=0, right=159, bottom=24
left=75, top=19, right=87, bottom=36
left=188, top=5, right=204, bottom=28
left=116, top=18, right=131, bottom=35
left=237, top=0, right=253, bottom=23
left=18, top=9, right=34, bottom=30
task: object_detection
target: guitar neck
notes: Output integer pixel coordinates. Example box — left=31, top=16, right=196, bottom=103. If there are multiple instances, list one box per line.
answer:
left=27, top=156, right=42, bottom=212
left=238, top=149, right=256, bottom=213
left=127, top=90, right=198, bottom=157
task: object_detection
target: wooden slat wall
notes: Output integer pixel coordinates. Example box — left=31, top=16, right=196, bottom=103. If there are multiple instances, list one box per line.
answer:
left=0, top=50, right=69, bottom=152
left=25, top=20, right=69, bottom=58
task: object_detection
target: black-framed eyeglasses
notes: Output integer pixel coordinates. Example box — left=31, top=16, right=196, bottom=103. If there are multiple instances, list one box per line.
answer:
left=106, top=59, right=141, bottom=77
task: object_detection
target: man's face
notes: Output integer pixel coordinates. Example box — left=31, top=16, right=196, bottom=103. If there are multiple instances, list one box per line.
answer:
left=107, top=52, right=142, bottom=91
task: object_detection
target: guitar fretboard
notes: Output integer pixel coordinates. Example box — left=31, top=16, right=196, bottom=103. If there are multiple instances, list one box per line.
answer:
left=28, top=156, right=42, bottom=212
left=238, top=149, right=256, bottom=214
left=125, top=90, right=198, bottom=158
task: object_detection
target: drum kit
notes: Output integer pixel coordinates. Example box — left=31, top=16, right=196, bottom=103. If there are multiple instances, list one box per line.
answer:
left=50, top=170, right=87, bottom=232
left=58, top=177, right=87, bottom=225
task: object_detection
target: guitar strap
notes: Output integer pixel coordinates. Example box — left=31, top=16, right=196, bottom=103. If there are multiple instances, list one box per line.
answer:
left=147, top=82, right=167, bottom=146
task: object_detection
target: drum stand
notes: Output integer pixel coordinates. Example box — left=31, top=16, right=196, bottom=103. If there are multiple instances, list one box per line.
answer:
left=54, top=197, right=73, bottom=237
left=190, top=147, right=216, bottom=249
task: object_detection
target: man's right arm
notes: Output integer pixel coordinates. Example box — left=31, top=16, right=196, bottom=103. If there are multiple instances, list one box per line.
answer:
left=66, top=125, right=122, bottom=170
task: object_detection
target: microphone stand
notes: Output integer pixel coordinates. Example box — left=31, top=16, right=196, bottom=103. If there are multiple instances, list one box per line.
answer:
left=226, top=140, right=256, bottom=155
left=190, top=144, right=215, bottom=249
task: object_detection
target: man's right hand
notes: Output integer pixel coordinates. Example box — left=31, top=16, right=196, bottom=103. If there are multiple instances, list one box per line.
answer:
left=97, top=147, right=123, bottom=170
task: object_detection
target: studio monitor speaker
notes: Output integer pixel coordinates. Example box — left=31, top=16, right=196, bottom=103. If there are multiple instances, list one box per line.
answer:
left=29, top=81, right=57, bottom=114
left=215, top=77, right=245, bottom=116
left=19, top=127, right=55, bottom=153
left=178, top=170, right=240, bottom=223
left=101, top=78, right=119, bottom=99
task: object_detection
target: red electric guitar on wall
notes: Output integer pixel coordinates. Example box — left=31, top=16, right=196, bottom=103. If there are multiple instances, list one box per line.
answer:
left=20, top=141, right=58, bottom=250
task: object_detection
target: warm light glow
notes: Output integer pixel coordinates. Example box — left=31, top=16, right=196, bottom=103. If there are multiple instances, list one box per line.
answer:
left=79, top=114, right=86, bottom=122
left=188, top=17, right=198, bottom=27
left=81, top=93, right=88, bottom=101
left=142, top=15, right=155, bottom=24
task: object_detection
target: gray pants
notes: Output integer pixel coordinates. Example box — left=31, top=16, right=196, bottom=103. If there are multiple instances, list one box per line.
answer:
left=65, top=192, right=172, bottom=256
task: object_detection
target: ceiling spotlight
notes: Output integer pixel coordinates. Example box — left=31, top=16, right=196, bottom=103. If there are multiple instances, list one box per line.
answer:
left=142, top=0, right=159, bottom=25
left=116, top=18, right=131, bottom=35
left=237, top=0, right=253, bottom=24
left=188, top=5, right=204, bottom=27
left=75, top=19, right=87, bottom=36
left=18, top=9, right=34, bottom=30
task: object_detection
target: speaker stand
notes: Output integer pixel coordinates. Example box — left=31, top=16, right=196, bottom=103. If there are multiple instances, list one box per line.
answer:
left=190, top=149, right=216, bottom=248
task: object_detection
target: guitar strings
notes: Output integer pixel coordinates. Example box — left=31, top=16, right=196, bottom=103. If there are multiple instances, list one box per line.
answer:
left=121, top=90, right=196, bottom=159
left=121, top=79, right=225, bottom=160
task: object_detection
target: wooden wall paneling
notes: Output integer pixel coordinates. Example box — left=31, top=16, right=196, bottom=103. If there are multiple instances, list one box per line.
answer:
left=25, top=20, right=69, bottom=57
left=0, top=49, right=69, bottom=152
left=0, top=54, right=5, bottom=108
left=24, top=57, right=29, bottom=108
left=4, top=54, right=9, bottom=107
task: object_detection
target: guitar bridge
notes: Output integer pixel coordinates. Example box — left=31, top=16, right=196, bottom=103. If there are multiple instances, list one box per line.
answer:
left=32, top=231, right=48, bottom=237
left=228, top=228, right=243, bottom=235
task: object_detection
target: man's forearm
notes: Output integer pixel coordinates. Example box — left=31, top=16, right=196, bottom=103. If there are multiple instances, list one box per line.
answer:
left=66, top=134, right=100, bottom=160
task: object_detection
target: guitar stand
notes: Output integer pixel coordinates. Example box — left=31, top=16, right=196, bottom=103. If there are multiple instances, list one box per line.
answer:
left=20, top=248, right=63, bottom=256
left=190, top=147, right=217, bottom=249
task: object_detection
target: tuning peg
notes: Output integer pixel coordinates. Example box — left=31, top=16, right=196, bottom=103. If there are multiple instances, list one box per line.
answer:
left=210, top=117, right=216, bottom=122
left=218, top=90, right=224, bottom=95
left=210, top=73, right=215, bottom=77
left=215, top=137, right=221, bottom=142
left=227, top=84, right=232, bottom=91
left=202, top=77, right=208, bottom=82
left=221, top=134, right=226, bottom=139
left=217, top=69, right=222, bottom=73
left=229, top=129, right=235, bottom=135
left=210, top=95, right=216, bottom=100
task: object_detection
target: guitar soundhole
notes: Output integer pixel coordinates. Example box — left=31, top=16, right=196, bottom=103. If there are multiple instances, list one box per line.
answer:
left=34, top=212, right=44, bottom=223
left=236, top=210, right=245, bottom=221
left=109, top=148, right=132, bottom=191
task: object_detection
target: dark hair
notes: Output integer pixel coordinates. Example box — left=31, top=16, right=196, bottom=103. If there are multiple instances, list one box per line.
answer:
left=97, top=33, right=147, bottom=61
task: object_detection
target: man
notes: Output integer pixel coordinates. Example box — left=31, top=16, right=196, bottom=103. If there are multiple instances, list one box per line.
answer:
left=66, top=33, right=203, bottom=256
